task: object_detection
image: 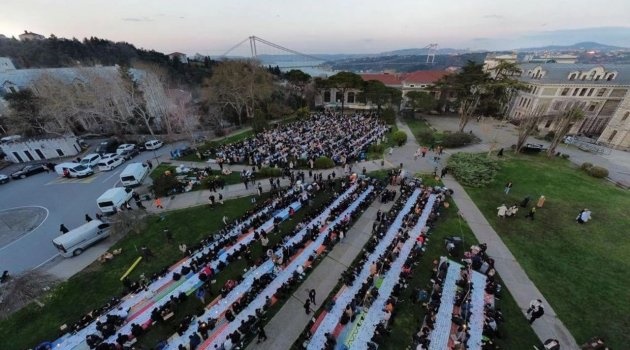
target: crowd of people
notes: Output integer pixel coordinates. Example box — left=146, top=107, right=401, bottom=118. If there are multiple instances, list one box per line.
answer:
left=212, top=112, right=389, bottom=168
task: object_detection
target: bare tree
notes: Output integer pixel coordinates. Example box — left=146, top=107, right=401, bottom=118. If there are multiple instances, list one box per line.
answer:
left=0, top=270, right=58, bottom=319
left=516, top=104, right=547, bottom=152
left=547, top=107, right=585, bottom=157
left=108, top=210, right=147, bottom=238
left=203, top=60, right=273, bottom=125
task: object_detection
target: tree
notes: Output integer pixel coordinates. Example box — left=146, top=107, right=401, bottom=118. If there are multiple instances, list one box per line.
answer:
left=359, top=80, right=402, bottom=114
left=3, top=89, right=47, bottom=136
left=405, top=91, right=437, bottom=112
left=547, top=107, right=584, bottom=157
left=516, top=104, right=547, bottom=153
left=325, top=72, right=364, bottom=115
left=203, top=60, right=273, bottom=126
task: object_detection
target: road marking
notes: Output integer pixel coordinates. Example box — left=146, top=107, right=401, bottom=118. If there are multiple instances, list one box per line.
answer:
left=32, top=253, right=60, bottom=270
left=46, top=173, right=101, bottom=185
left=102, top=169, right=122, bottom=183
left=0, top=205, right=50, bottom=252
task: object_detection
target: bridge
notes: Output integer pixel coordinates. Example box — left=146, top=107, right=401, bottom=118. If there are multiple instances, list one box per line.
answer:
left=219, top=36, right=438, bottom=70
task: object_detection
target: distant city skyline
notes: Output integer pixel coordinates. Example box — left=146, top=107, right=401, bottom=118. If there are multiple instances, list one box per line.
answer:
left=1, top=0, right=630, bottom=55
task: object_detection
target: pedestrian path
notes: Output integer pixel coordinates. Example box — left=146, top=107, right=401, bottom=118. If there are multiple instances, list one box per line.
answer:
left=398, top=118, right=579, bottom=348
left=248, top=193, right=396, bottom=350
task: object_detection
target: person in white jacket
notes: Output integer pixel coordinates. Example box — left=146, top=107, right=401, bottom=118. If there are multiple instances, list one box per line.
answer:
left=497, top=204, right=508, bottom=218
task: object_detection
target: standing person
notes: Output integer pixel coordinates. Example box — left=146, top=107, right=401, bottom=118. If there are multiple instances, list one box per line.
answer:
left=537, top=195, right=546, bottom=208
left=421, top=146, right=428, bottom=158
left=257, top=183, right=263, bottom=196
left=388, top=147, right=393, bottom=156
left=256, top=324, right=268, bottom=343
left=504, top=181, right=513, bottom=195
left=303, top=298, right=312, bottom=314
left=218, top=192, right=224, bottom=205
left=525, top=206, right=536, bottom=220
left=146, top=160, right=153, bottom=170
left=440, top=167, right=448, bottom=178
left=164, top=228, right=173, bottom=243
left=154, top=197, right=163, bottom=209
left=59, top=224, right=69, bottom=234
left=85, top=214, right=92, bottom=222
left=308, top=289, right=317, bottom=305
left=222, top=215, right=229, bottom=225
left=208, top=195, right=216, bottom=206
left=527, top=299, right=545, bottom=324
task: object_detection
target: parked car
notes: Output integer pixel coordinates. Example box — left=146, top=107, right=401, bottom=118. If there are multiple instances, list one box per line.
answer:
left=118, top=148, right=139, bottom=161
left=0, top=174, right=9, bottom=184
left=11, top=163, right=47, bottom=179
left=54, top=163, right=94, bottom=178
left=80, top=154, right=102, bottom=168
left=100, top=153, right=118, bottom=161
left=116, top=144, right=136, bottom=155
left=95, top=139, right=119, bottom=155
left=97, top=155, right=124, bottom=171
left=144, top=139, right=164, bottom=150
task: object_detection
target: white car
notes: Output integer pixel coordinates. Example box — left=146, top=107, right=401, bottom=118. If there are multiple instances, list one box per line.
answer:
left=97, top=155, right=124, bottom=171
left=144, top=140, right=163, bottom=150
left=100, top=153, right=118, bottom=161
left=116, top=144, right=136, bottom=155
left=80, top=153, right=101, bottom=168
left=0, top=174, right=9, bottom=184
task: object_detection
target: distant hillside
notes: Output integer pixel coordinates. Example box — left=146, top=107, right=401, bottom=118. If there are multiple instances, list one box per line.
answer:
left=517, top=41, right=628, bottom=52
left=0, top=36, right=215, bottom=84
left=328, top=52, right=487, bottom=73
left=378, top=47, right=478, bottom=56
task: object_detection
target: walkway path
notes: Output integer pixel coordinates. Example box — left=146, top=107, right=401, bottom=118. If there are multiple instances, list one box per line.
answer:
left=248, top=193, right=395, bottom=350
left=402, top=117, right=579, bottom=348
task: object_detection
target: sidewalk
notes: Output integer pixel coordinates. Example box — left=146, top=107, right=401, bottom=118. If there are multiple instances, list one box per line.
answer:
left=399, top=118, right=579, bottom=347
left=249, top=194, right=395, bottom=350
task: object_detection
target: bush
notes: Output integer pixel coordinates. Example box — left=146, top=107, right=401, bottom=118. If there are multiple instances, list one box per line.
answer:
left=447, top=153, right=499, bottom=187
left=544, top=131, right=556, bottom=141
left=368, top=143, right=385, bottom=154
left=392, top=130, right=408, bottom=146
left=560, top=153, right=570, bottom=159
left=257, top=167, right=282, bottom=178
left=580, top=162, right=593, bottom=171
left=381, top=108, right=396, bottom=125
left=587, top=166, right=609, bottom=178
left=314, top=156, right=335, bottom=169
left=416, top=130, right=436, bottom=145
left=214, top=129, right=227, bottom=137
left=151, top=175, right=180, bottom=197
left=441, top=132, right=475, bottom=148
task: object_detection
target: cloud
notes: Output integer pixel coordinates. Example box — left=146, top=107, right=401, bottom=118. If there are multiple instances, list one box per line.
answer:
left=122, top=17, right=152, bottom=22
left=483, top=14, right=504, bottom=20
left=471, top=37, right=490, bottom=42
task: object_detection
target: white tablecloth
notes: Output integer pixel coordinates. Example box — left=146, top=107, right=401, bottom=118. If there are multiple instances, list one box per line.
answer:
left=308, top=188, right=422, bottom=350
left=165, top=184, right=370, bottom=349
left=466, top=270, right=487, bottom=350
left=428, top=260, right=462, bottom=350
left=349, top=194, right=436, bottom=349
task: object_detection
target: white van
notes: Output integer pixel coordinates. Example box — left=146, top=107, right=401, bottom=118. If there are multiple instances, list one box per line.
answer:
left=120, top=162, right=149, bottom=187
left=144, top=139, right=163, bottom=150
left=54, top=162, right=94, bottom=178
left=97, top=156, right=124, bottom=171
left=81, top=153, right=101, bottom=167
left=97, top=187, right=133, bottom=214
left=52, top=220, right=110, bottom=257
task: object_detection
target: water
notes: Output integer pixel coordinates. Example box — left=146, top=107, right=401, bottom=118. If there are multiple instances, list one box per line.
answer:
left=260, top=59, right=333, bottom=77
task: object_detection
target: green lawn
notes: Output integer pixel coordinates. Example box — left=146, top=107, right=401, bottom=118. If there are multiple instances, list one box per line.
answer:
left=0, top=196, right=263, bottom=349
left=404, top=116, right=444, bottom=146
left=463, top=153, right=630, bottom=348
left=150, top=163, right=243, bottom=187
left=384, top=177, right=540, bottom=350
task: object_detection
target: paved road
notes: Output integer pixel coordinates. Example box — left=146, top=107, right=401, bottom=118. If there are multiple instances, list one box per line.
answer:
left=0, top=142, right=186, bottom=274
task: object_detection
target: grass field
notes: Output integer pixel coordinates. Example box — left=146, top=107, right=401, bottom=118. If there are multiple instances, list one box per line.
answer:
left=404, top=116, right=444, bottom=146
left=384, top=177, right=540, bottom=350
left=463, top=153, right=630, bottom=348
left=0, top=195, right=263, bottom=349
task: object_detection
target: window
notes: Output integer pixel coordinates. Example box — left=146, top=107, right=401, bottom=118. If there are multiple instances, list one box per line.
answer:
left=569, top=73, right=576, bottom=80
left=545, top=120, right=553, bottom=128
left=35, top=149, right=45, bottom=159
left=410, top=84, right=415, bottom=87
left=588, top=104, right=597, bottom=112
left=572, top=89, right=579, bottom=96
left=323, top=91, right=331, bottom=103
left=608, top=130, right=617, bottom=141
left=595, top=75, right=601, bottom=81
left=552, top=101, right=563, bottom=110
left=607, top=73, right=615, bottom=81
left=23, top=150, right=34, bottom=161
left=622, top=112, right=630, bottom=122
left=347, top=91, right=355, bottom=104
left=56, top=149, right=64, bottom=156
left=597, top=88, right=606, bottom=97
left=587, top=88, right=594, bottom=96
left=579, top=88, right=587, bottom=96
left=335, top=91, right=343, bottom=103
left=581, top=75, right=586, bottom=81
left=560, top=88, right=570, bottom=96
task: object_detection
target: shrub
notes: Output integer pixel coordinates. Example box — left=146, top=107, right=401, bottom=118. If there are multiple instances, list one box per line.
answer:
left=381, top=108, right=396, bottom=125
left=441, top=132, right=475, bottom=148
left=392, top=130, right=408, bottom=146
left=257, top=167, right=282, bottom=178
left=151, top=174, right=180, bottom=197
left=580, top=162, right=593, bottom=171
left=544, top=131, right=556, bottom=141
left=214, top=129, right=227, bottom=137
left=368, top=143, right=385, bottom=154
left=587, top=166, right=609, bottom=178
left=447, top=152, right=499, bottom=187
left=560, top=153, right=570, bottom=159
left=416, top=130, right=436, bottom=145
left=314, top=156, right=335, bottom=169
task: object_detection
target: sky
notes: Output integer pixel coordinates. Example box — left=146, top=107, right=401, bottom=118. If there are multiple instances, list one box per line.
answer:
left=1, top=0, right=630, bottom=56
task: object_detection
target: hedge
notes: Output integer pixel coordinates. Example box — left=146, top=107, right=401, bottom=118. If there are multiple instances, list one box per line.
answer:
left=587, top=166, right=609, bottom=178
left=441, top=132, right=475, bottom=148
left=257, top=167, right=282, bottom=178
left=447, top=152, right=499, bottom=187
left=314, top=156, right=335, bottom=169
left=392, top=130, right=408, bottom=146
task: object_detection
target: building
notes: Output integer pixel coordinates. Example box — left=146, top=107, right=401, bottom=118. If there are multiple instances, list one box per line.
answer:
left=18, top=30, right=45, bottom=41
left=315, top=70, right=450, bottom=109
left=483, top=53, right=518, bottom=74
left=167, top=52, right=188, bottom=64
left=509, top=63, right=630, bottom=149
left=0, top=135, right=81, bottom=163
left=525, top=54, right=578, bottom=64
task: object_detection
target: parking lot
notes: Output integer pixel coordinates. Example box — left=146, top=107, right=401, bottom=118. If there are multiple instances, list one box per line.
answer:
left=0, top=141, right=186, bottom=274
